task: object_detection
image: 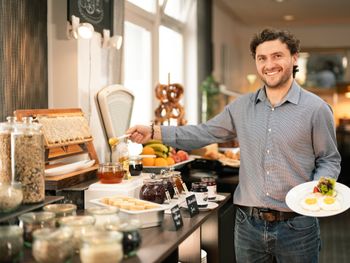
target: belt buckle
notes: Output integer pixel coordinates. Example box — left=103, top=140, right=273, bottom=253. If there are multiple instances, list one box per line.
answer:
left=258, top=208, right=277, bottom=222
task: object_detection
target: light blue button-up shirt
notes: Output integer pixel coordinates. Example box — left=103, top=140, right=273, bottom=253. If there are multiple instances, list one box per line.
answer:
left=161, top=81, right=341, bottom=211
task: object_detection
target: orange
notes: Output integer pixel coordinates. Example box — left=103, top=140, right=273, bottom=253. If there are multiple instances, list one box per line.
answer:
left=142, top=157, right=155, bottom=166
left=154, top=157, right=168, bottom=167
left=166, top=157, right=175, bottom=165
left=142, top=146, right=155, bottom=155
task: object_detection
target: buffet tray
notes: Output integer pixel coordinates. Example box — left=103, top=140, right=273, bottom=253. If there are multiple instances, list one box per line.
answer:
left=90, top=197, right=170, bottom=228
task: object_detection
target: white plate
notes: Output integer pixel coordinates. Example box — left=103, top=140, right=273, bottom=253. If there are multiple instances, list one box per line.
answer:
left=211, top=194, right=226, bottom=202
left=45, top=160, right=95, bottom=176
left=181, top=201, right=219, bottom=211
left=286, top=181, right=350, bottom=217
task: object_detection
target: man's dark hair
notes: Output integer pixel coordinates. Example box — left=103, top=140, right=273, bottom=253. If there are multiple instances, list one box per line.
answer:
left=250, top=28, right=301, bottom=77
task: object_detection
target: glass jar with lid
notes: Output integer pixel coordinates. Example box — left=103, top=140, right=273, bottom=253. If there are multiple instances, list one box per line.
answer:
left=129, top=156, right=143, bottom=176
left=0, top=225, right=23, bottom=263
left=139, top=179, right=166, bottom=204
left=86, top=206, right=120, bottom=229
left=43, top=203, right=77, bottom=218
left=191, top=182, right=208, bottom=208
left=201, top=177, right=217, bottom=200
left=105, top=219, right=141, bottom=258
left=12, top=117, right=45, bottom=204
left=113, top=138, right=130, bottom=180
left=157, top=171, right=175, bottom=199
left=18, top=211, right=56, bottom=247
left=0, top=117, right=16, bottom=184
left=80, top=229, right=123, bottom=263
left=58, top=215, right=96, bottom=253
left=32, top=227, right=74, bottom=263
left=0, top=181, right=23, bottom=213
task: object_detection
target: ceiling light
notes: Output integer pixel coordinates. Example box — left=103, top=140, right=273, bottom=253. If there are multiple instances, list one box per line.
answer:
left=283, top=15, right=295, bottom=21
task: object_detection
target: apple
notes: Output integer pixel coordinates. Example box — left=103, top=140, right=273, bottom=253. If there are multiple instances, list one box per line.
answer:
left=176, top=150, right=189, bottom=161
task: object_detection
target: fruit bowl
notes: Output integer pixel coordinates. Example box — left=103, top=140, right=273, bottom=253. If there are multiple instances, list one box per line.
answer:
left=142, top=158, right=194, bottom=174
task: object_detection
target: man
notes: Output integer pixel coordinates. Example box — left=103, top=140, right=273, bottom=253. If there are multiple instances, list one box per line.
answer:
left=127, top=28, right=341, bottom=263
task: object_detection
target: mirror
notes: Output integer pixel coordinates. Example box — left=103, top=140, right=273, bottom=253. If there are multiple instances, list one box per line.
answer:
left=296, top=48, right=350, bottom=90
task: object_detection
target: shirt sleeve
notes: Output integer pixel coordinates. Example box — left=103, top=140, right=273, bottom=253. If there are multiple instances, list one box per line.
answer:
left=161, top=105, right=237, bottom=151
left=312, top=103, right=341, bottom=180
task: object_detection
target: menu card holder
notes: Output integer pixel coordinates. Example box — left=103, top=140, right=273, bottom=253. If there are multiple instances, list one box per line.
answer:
left=171, top=205, right=183, bottom=230
left=186, top=194, right=199, bottom=217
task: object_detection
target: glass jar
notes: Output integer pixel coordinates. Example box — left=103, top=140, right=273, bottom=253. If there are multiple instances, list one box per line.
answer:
left=201, top=177, right=217, bottom=200
left=139, top=179, right=166, bottom=204
left=0, top=117, right=16, bottom=184
left=105, top=219, right=141, bottom=258
left=32, top=227, right=74, bottom=263
left=97, top=162, right=124, bottom=184
left=58, top=215, right=96, bottom=253
left=0, top=181, right=23, bottom=213
left=80, top=229, right=123, bottom=263
left=0, top=225, right=23, bottom=263
left=43, top=203, right=77, bottom=225
left=18, top=211, right=56, bottom=247
left=12, top=117, right=45, bottom=204
left=129, top=156, right=143, bottom=176
left=171, top=171, right=185, bottom=194
left=113, top=139, right=130, bottom=179
left=191, top=182, right=208, bottom=208
left=86, top=206, right=120, bottom=229
left=156, top=174, right=175, bottom=199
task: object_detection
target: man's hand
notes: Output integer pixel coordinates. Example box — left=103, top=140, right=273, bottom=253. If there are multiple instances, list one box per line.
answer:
left=126, top=125, right=152, bottom=144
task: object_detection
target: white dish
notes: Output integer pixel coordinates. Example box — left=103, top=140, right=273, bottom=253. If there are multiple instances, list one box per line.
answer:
left=90, top=198, right=170, bottom=228
left=286, top=181, right=350, bottom=217
left=181, top=201, right=219, bottom=212
left=45, top=160, right=95, bottom=176
left=210, top=194, right=226, bottom=202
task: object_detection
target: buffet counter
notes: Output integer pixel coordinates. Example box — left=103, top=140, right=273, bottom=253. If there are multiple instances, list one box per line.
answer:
left=20, top=193, right=232, bottom=263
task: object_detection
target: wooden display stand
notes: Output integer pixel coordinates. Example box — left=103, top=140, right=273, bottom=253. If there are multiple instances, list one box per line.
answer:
left=14, top=108, right=99, bottom=190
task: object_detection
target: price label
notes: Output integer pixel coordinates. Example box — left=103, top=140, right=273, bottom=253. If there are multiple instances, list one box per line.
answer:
left=186, top=194, right=199, bottom=217
left=171, top=205, right=183, bottom=230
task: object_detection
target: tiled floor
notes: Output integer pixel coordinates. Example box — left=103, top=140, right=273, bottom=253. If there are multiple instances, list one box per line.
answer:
left=319, top=208, right=350, bottom=263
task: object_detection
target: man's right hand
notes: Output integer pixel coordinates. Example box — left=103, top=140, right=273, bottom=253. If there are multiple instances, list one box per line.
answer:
left=126, top=125, right=153, bottom=144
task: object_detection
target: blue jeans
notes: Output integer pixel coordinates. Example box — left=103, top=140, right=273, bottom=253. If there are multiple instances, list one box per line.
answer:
left=234, top=207, right=321, bottom=263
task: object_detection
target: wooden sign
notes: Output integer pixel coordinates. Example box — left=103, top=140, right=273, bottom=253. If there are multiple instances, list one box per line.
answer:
left=171, top=205, right=183, bottom=230
left=186, top=194, right=199, bottom=217
left=67, top=0, right=114, bottom=34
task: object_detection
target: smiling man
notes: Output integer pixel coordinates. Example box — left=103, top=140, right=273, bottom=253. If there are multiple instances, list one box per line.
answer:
left=127, top=28, right=341, bottom=262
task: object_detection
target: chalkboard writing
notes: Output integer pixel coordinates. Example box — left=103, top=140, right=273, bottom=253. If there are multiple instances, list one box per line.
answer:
left=67, top=0, right=114, bottom=34
left=171, top=205, right=183, bottom=230
left=186, top=194, right=199, bottom=217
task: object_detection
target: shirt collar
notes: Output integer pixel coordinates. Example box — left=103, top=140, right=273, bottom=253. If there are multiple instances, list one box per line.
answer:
left=254, top=80, right=301, bottom=105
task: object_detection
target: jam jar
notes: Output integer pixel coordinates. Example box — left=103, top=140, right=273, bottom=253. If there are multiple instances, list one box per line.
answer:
left=191, top=182, right=208, bottom=208
left=0, top=225, right=23, bottom=263
left=157, top=174, right=175, bottom=199
left=18, top=211, right=56, bottom=247
left=139, top=179, right=166, bottom=204
left=97, top=163, right=124, bottom=184
left=32, top=228, right=74, bottom=263
left=171, top=171, right=185, bottom=194
left=105, top=219, right=141, bottom=259
left=201, top=177, right=217, bottom=200
left=129, top=156, right=143, bottom=176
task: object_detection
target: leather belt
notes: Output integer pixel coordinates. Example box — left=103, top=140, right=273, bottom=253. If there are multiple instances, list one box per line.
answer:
left=236, top=205, right=299, bottom=222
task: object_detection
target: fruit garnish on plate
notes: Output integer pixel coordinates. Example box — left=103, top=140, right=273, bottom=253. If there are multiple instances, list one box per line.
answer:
left=313, top=177, right=336, bottom=197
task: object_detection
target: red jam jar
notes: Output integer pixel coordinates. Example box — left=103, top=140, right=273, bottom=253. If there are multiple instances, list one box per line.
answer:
left=139, top=179, right=166, bottom=204
left=201, top=177, right=217, bottom=200
left=97, top=163, right=124, bottom=184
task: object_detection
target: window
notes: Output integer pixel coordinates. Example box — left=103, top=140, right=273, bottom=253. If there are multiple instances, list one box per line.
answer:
left=124, top=0, right=197, bottom=125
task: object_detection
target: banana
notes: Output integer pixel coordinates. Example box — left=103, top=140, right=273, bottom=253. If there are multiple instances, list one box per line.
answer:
left=144, top=139, right=162, bottom=146
left=147, top=143, right=169, bottom=153
left=154, top=151, right=168, bottom=158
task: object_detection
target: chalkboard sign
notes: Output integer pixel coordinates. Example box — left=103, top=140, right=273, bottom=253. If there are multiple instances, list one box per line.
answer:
left=186, top=194, right=199, bottom=217
left=67, top=0, right=114, bottom=34
left=171, top=205, right=183, bottom=230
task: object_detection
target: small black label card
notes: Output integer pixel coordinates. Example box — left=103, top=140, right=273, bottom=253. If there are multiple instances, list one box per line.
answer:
left=171, top=205, right=183, bottom=230
left=186, top=194, right=199, bottom=217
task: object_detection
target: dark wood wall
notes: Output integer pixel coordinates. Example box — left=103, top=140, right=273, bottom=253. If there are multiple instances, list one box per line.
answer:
left=0, top=0, right=48, bottom=121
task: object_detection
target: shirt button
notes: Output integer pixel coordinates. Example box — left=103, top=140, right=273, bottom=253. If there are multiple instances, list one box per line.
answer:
left=271, top=108, right=275, bottom=111
left=266, top=171, right=270, bottom=175
left=266, top=192, right=270, bottom=196
left=267, top=149, right=270, bottom=154
left=268, top=128, right=272, bottom=132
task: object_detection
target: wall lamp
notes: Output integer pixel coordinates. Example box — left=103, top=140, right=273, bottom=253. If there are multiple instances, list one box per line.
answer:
left=102, top=29, right=123, bottom=50
left=67, top=15, right=94, bottom=40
